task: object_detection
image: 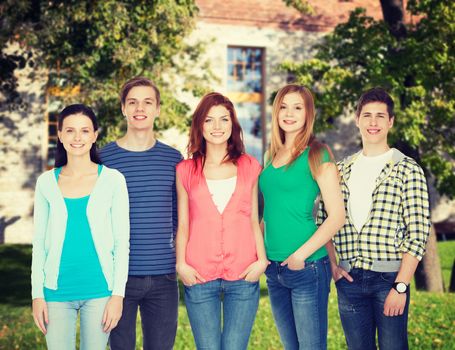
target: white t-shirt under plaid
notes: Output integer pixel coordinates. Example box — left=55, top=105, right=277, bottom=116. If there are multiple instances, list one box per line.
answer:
left=317, top=148, right=431, bottom=271
left=348, top=149, right=393, bottom=232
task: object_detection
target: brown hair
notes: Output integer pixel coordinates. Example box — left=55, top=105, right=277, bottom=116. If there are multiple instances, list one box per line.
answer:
left=356, top=87, right=394, bottom=119
left=187, top=92, right=244, bottom=168
left=268, top=84, right=333, bottom=177
left=120, top=76, right=160, bottom=106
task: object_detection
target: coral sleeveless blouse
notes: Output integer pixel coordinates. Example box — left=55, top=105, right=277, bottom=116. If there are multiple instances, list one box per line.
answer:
left=176, top=154, right=262, bottom=282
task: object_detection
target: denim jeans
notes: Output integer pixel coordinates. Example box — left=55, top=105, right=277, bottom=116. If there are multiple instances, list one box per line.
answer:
left=265, top=256, right=331, bottom=350
left=45, top=296, right=110, bottom=350
left=109, top=274, right=179, bottom=350
left=184, top=278, right=260, bottom=350
left=336, top=268, right=410, bottom=350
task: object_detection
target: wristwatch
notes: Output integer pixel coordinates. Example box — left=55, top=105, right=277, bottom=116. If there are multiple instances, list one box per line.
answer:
left=392, top=282, right=409, bottom=294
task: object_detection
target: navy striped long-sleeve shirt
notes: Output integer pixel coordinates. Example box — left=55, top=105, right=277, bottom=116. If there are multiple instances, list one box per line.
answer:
left=100, top=140, right=183, bottom=276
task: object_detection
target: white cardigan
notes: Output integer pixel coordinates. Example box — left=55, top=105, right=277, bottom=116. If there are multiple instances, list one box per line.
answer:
left=31, top=166, right=130, bottom=299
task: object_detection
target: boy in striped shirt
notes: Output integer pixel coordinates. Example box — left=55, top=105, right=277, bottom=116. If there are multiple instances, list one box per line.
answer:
left=100, top=77, right=182, bottom=350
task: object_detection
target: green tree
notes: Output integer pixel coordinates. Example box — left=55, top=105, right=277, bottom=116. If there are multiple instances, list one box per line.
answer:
left=284, top=0, right=454, bottom=291
left=0, top=0, right=213, bottom=141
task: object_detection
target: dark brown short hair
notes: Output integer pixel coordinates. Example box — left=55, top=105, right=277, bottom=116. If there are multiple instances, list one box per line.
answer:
left=120, top=76, right=160, bottom=106
left=356, top=87, right=395, bottom=118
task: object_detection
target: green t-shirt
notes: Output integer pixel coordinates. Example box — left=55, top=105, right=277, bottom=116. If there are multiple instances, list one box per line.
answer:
left=259, top=148, right=330, bottom=261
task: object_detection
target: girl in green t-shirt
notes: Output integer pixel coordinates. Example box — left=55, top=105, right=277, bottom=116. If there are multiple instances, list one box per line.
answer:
left=259, top=84, right=345, bottom=349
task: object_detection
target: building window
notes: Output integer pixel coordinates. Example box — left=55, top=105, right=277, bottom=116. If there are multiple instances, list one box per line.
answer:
left=46, top=81, right=79, bottom=169
left=226, top=46, right=265, bottom=163
left=47, top=112, right=58, bottom=168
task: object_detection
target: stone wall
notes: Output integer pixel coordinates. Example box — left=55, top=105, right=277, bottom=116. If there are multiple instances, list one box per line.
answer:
left=0, top=44, right=48, bottom=243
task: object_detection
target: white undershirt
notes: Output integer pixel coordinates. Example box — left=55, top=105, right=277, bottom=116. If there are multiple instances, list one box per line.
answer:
left=206, top=176, right=237, bottom=214
left=347, top=149, right=393, bottom=232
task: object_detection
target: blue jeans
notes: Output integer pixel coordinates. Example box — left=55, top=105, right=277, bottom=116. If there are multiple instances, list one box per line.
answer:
left=265, top=256, right=331, bottom=350
left=109, top=274, right=179, bottom=350
left=336, top=269, right=410, bottom=350
left=45, top=296, right=110, bottom=350
left=184, top=278, right=260, bottom=350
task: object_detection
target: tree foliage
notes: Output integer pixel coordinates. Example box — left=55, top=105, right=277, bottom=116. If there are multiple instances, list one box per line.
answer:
left=0, top=0, right=212, bottom=141
left=283, top=0, right=454, bottom=198
left=283, top=0, right=314, bottom=15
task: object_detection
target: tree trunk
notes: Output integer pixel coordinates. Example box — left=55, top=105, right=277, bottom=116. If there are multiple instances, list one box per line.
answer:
left=380, top=0, right=444, bottom=292
left=414, top=225, right=444, bottom=292
left=449, top=260, right=455, bottom=292
left=379, top=0, right=407, bottom=39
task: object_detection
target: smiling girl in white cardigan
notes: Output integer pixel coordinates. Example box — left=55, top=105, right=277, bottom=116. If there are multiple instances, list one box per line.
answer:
left=31, top=104, right=130, bottom=350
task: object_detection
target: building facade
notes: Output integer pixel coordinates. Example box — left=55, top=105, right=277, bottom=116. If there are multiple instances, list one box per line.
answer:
left=3, top=0, right=452, bottom=244
left=187, top=0, right=383, bottom=161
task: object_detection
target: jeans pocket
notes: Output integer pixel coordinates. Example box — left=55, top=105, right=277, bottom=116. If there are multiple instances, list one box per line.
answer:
left=164, top=273, right=178, bottom=282
left=284, top=264, right=317, bottom=287
left=287, top=266, right=305, bottom=272
left=183, top=281, right=200, bottom=288
left=380, top=271, right=398, bottom=283
left=265, top=263, right=273, bottom=275
left=242, top=278, right=260, bottom=285
left=287, top=263, right=314, bottom=273
left=126, top=276, right=146, bottom=289
left=125, top=277, right=146, bottom=298
left=334, top=277, right=344, bottom=285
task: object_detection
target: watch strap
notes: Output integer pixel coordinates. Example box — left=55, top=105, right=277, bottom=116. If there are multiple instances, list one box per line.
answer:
left=392, top=282, right=408, bottom=294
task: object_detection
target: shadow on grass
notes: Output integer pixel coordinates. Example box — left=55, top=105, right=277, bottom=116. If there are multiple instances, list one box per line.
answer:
left=0, top=244, right=32, bottom=306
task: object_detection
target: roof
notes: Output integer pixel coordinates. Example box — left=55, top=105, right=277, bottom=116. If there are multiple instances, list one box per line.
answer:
left=196, top=0, right=410, bottom=32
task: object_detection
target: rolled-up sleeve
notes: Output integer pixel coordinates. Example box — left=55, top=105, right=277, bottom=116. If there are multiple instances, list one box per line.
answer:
left=400, top=165, right=431, bottom=260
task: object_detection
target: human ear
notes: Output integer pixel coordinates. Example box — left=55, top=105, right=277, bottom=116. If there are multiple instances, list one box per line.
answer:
left=388, top=116, right=394, bottom=128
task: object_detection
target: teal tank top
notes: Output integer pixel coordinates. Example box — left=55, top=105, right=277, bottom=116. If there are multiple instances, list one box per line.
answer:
left=44, top=165, right=111, bottom=302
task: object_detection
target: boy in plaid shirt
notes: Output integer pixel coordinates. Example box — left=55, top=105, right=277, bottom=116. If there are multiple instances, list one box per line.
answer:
left=319, top=88, right=431, bottom=350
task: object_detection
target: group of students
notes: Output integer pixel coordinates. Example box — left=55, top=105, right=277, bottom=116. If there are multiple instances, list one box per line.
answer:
left=31, top=76, right=431, bottom=350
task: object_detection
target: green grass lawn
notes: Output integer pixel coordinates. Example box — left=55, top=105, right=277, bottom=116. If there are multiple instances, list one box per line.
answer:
left=438, top=240, right=454, bottom=290
left=1, top=243, right=454, bottom=350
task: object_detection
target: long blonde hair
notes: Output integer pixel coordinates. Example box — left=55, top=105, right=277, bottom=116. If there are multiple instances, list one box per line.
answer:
left=268, top=84, right=333, bottom=177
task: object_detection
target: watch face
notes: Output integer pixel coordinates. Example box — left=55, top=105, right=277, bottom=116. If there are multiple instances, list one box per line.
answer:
left=396, top=282, right=407, bottom=293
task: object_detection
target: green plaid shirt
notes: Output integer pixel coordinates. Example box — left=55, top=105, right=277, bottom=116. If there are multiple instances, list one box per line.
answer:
left=317, top=149, right=431, bottom=271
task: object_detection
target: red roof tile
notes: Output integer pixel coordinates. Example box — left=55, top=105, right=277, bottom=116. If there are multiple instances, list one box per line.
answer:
left=196, top=0, right=413, bottom=32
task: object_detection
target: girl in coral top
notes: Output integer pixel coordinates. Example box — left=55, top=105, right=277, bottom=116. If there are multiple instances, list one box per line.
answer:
left=176, top=92, right=268, bottom=350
